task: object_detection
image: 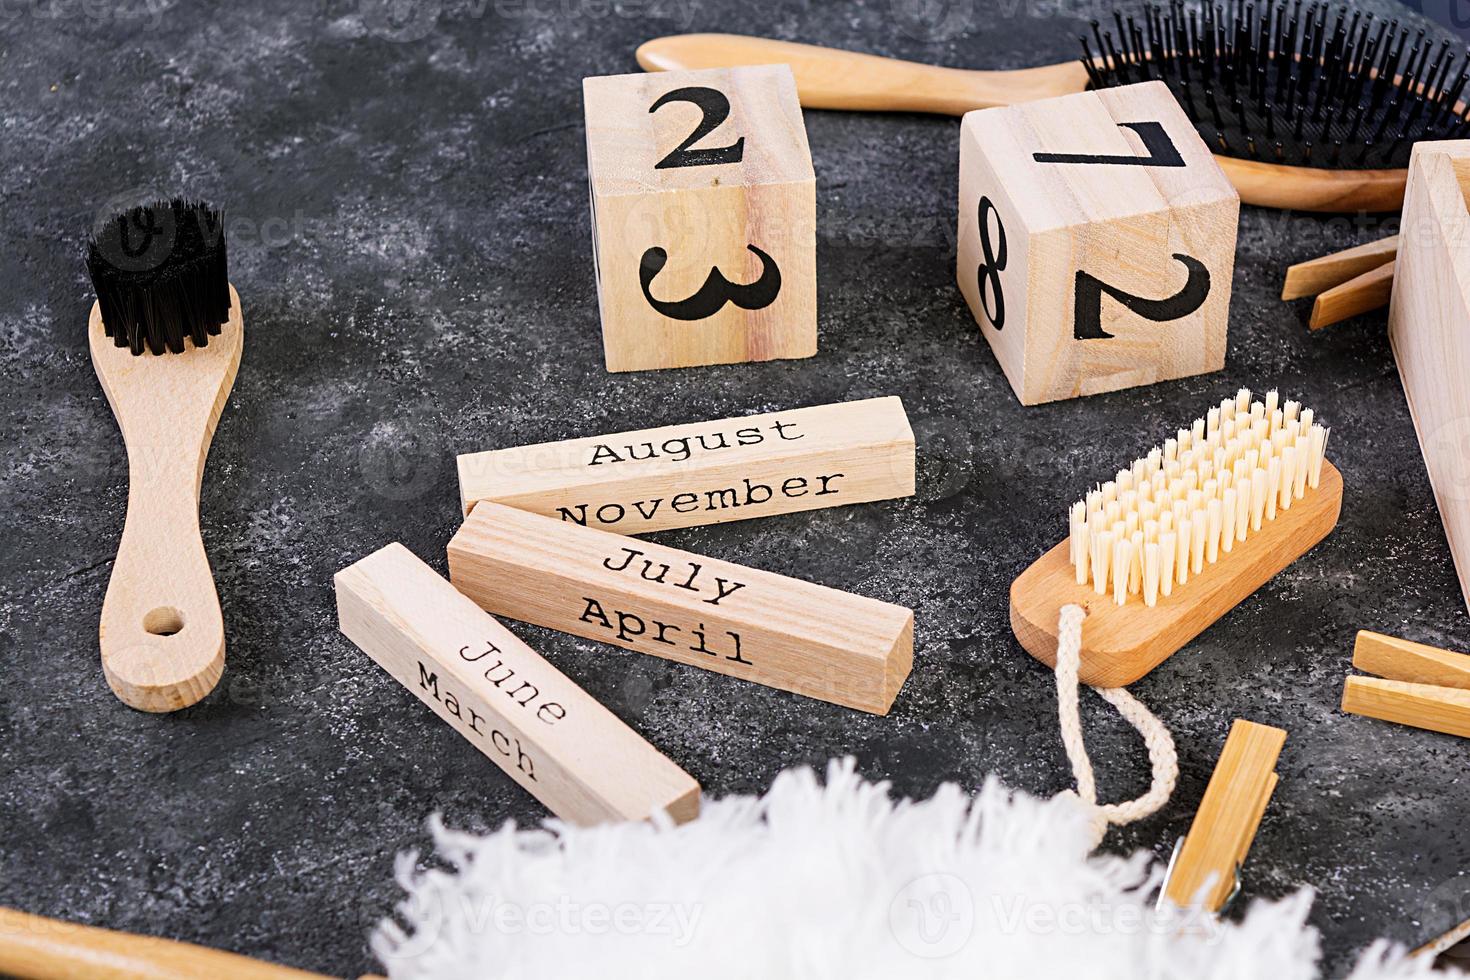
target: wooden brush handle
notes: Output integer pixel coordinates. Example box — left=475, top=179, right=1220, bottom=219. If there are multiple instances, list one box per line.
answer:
left=635, top=33, right=1088, bottom=115
left=0, top=906, right=332, bottom=979
left=636, top=34, right=1412, bottom=213
left=88, top=287, right=244, bottom=712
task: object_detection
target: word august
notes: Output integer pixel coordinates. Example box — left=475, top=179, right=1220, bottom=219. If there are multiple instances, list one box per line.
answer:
left=586, top=418, right=804, bottom=466
left=578, top=546, right=755, bottom=666
left=414, top=641, right=568, bottom=782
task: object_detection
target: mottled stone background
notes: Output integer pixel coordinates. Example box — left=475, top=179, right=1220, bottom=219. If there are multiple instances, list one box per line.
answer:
left=2, top=0, right=1468, bottom=974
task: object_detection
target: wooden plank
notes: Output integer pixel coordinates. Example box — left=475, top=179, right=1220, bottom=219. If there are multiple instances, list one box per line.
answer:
left=1343, top=676, right=1470, bottom=739
left=1309, top=259, right=1394, bottom=329
left=1164, top=719, right=1287, bottom=912
left=448, top=503, right=913, bottom=714
left=1354, top=630, right=1470, bottom=690
left=456, top=396, right=915, bottom=532
left=1281, top=233, right=1398, bottom=300
left=335, top=543, right=700, bottom=826
left=1387, top=141, right=1470, bottom=616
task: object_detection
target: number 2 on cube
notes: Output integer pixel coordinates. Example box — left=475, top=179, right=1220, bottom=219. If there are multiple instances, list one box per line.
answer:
left=641, top=86, right=781, bottom=321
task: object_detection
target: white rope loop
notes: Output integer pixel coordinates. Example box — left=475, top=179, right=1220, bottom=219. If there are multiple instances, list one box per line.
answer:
left=1053, top=604, right=1179, bottom=848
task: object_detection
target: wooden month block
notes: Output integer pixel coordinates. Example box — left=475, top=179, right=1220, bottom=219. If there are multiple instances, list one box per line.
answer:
left=956, top=80, right=1238, bottom=405
left=1012, top=461, right=1343, bottom=688
left=456, top=396, right=915, bottom=533
left=447, top=503, right=913, bottom=714
left=335, top=543, right=700, bottom=826
left=584, top=65, right=816, bottom=372
left=1387, top=141, right=1470, bottom=615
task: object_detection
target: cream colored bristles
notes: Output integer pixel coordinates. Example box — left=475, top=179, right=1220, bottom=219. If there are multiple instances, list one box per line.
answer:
left=1067, top=391, right=1328, bottom=606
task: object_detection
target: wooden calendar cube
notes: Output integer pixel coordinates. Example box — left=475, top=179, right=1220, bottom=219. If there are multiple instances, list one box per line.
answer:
left=956, top=80, right=1238, bottom=406
left=584, top=65, right=816, bottom=373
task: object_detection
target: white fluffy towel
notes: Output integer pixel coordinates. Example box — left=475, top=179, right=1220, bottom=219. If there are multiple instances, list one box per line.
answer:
left=373, top=759, right=1448, bottom=979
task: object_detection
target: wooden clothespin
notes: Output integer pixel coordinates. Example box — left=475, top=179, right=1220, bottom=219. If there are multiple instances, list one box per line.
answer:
left=1280, top=233, right=1397, bottom=330
left=1160, top=719, right=1287, bottom=913
left=1342, top=630, right=1470, bottom=739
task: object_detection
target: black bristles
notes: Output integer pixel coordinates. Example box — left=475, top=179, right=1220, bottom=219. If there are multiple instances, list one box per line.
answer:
left=85, top=199, right=231, bottom=356
left=1081, top=1, right=1470, bottom=169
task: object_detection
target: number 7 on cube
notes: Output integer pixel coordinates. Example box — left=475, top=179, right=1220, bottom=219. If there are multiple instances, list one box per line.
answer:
left=957, top=81, right=1239, bottom=406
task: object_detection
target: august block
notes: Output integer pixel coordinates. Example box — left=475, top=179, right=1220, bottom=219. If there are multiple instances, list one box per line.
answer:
left=956, top=80, right=1238, bottom=405
left=584, top=65, right=816, bottom=372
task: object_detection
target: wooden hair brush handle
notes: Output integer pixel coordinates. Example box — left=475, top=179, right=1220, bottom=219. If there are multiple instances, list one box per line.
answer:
left=88, top=285, right=243, bottom=712
left=635, top=33, right=1088, bottom=114
left=635, top=33, right=1411, bottom=213
left=0, top=905, right=334, bottom=979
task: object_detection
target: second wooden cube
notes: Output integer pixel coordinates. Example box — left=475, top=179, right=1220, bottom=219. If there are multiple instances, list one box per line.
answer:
left=584, top=65, right=816, bottom=373
left=956, top=81, right=1238, bottom=405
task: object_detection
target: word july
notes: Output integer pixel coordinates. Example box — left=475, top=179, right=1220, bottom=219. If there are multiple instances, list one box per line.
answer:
left=602, top=546, right=747, bottom=605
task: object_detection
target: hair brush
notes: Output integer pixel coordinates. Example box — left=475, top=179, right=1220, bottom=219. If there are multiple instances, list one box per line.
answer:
left=637, top=3, right=1470, bottom=212
left=86, top=199, right=242, bottom=712
left=1010, top=388, right=1342, bottom=686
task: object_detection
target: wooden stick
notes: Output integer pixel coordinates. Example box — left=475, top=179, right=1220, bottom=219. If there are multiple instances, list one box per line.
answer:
left=1281, top=234, right=1398, bottom=300
left=1308, top=259, right=1395, bottom=329
left=1342, top=676, right=1470, bottom=739
left=336, top=544, right=700, bottom=825
left=1163, top=720, right=1287, bottom=912
left=0, top=905, right=331, bottom=980
left=457, top=397, right=914, bottom=533
left=448, top=503, right=913, bottom=714
left=1354, top=631, right=1470, bottom=689
left=88, top=287, right=243, bottom=712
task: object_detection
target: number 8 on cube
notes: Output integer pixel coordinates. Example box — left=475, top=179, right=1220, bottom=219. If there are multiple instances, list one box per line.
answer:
left=957, top=81, right=1239, bottom=406
left=583, top=65, right=817, bottom=373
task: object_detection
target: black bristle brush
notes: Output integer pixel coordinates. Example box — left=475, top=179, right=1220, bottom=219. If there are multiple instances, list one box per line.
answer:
left=85, top=198, right=243, bottom=711
left=637, top=7, right=1470, bottom=212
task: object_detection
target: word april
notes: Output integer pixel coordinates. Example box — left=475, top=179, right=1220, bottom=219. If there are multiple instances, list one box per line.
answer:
left=579, top=599, right=752, bottom=667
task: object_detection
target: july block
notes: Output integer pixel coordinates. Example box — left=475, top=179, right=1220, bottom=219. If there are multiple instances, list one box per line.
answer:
left=956, top=80, right=1239, bottom=405
left=583, top=65, right=817, bottom=373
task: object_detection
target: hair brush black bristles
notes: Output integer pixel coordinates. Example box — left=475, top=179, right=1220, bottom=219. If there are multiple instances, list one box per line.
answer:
left=85, top=199, right=231, bottom=356
left=1081, top=0, right=1470, bottom=169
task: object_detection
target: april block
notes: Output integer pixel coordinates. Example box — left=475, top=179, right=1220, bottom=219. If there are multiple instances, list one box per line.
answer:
left=956, top=80, right=1239, bottom=405
left=583, top=65, right=817, bottom=373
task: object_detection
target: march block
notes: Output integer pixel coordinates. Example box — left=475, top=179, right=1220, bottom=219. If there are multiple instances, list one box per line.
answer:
left=956, top=80, right=1238, bottom=406
left=583, top=65, right=816, bottom=373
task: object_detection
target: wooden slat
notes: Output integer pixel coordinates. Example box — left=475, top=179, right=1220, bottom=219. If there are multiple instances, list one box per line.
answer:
left=1342, top=676, right=1470, bottom=739
left=1354, top=630, right=1470, bottom=689
left=1308, top=259, right=1394, bottom=329
left=1163, top=719, right=1287, bottom=912
left=1281, top=233, right=1398, bottom=300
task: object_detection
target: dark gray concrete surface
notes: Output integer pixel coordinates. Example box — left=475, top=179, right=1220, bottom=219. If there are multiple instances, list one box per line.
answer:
left=2, top=0, right=1468, bottom=975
